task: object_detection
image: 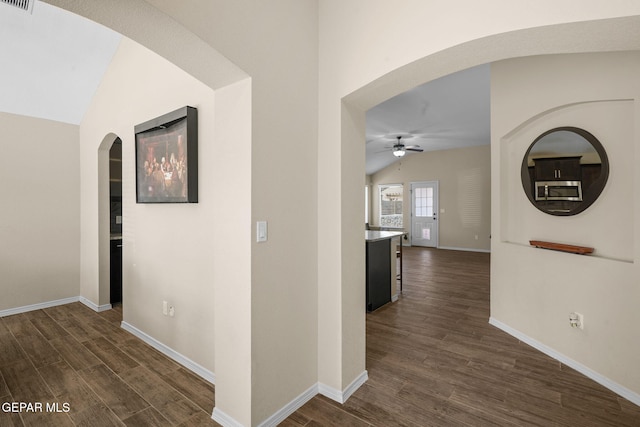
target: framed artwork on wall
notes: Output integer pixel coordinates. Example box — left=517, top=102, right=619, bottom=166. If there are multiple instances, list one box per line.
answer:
left=135, top=106, right=198, bottom=203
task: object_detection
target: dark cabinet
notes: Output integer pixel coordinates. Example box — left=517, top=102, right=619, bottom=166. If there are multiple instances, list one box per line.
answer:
left=366, top=239, right=391, bottom=312
left=534, top=157, right=581, bottom=181
left=109, top=140, right=122, bottom=236
left=110, top=239, right=122, bottom=304
left=581, top=163, right=602, bottom=192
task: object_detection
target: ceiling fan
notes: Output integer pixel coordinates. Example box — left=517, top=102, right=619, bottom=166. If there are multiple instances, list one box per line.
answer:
left=390, top=135, right=423, bottom=157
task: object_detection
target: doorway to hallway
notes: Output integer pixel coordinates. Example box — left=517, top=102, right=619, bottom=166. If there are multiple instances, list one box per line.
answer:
left=109, top=138, right=123, bottom=306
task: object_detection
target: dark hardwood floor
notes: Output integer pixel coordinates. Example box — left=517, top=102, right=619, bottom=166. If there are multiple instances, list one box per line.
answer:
left=285, top=247, right=640, bottom=426
left=1, top=248, right=639, bottom=426
left=0, top=303, right=218, bottom=426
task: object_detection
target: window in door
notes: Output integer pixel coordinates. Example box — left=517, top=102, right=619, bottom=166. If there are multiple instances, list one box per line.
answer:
left=414, top=186, right=434, bottom=218
left=414, top=186, right=434, bottom=239
left=379, top=184, right=403, bottom=228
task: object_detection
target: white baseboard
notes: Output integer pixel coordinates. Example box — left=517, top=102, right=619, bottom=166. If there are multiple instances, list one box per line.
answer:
left=212, top=407, right=244, bottom=427
left=342, top=370, right=369, bottom=403
left=0, top=295, right=368, bottom=426
left=318, top=370, right=369, bottom=404
left=121, top=321, right=215, bottom=384
left=213, top=371, right=369, bottom=427
left=438, top=246, right=491, bottom=253
left=0, top=296, right=79, bottom=317
left=79, top=296, right=112, bottom=312
left=391, top=294, right=399, bottom=302
left=256, top=383, right=317, bottom=427
left=489, top=317, right=640, bottom=407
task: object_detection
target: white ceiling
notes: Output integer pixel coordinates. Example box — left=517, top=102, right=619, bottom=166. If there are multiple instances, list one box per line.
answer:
left=366, top=64, right=491, bottom=175
left=1, top=1, right=489, bottom=167
left=0, top=1, right=121, bottom=124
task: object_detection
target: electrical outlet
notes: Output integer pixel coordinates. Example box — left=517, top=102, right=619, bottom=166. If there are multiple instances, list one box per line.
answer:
left=169, top=306, right=175, bottom=317
left=569, top=312, right=584, bottom=329
left=576, top=312, right=584, bottom=329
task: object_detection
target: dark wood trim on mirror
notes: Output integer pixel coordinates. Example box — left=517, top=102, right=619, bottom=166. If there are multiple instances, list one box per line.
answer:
left=521, top=126, right=609, bottom=216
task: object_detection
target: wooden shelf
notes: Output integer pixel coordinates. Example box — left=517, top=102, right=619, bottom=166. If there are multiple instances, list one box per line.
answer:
left=529, top=240, right=594, bottom=255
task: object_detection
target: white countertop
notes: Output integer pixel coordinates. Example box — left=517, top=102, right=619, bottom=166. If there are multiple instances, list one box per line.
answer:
left=365, top=230, right=405, bottom=242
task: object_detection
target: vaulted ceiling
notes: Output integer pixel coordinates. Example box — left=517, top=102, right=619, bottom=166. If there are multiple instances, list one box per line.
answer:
left=1, top=1, right=489, bottom=173
left=365, top=64, right=491, bottom=175
left=0, top=1, right=120, bottom=124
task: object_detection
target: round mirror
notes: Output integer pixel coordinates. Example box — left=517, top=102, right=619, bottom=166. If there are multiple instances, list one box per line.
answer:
left=521, top=127, right=609, bottom=216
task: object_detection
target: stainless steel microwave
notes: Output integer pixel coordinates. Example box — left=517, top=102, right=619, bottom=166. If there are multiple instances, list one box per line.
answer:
left=535, top=181, right=583, bottom=201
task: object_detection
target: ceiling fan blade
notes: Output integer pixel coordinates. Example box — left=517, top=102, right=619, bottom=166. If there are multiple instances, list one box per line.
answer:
left=404, top=145, right=421, bottom=149
left=406, top=147, right=424, bottom=152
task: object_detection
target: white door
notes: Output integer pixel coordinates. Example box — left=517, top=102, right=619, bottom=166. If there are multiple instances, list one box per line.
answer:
left=411, top=181, right=438, bottom=247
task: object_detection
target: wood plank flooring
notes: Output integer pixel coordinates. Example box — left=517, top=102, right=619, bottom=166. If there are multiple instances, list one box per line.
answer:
left=0, top=303, right=218, bottom=426
left=285, top=247, right=640, bottom=426
left=2, top=248, right=639, bottom=426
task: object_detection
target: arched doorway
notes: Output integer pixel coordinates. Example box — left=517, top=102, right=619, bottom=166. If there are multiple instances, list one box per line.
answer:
left=98, top=133, right=122, bottom=310
left=108, top=138, right=123, bottom=306
left=330, top=14, right=640, bottom=399
left=41, top=1, right=640, bottom=421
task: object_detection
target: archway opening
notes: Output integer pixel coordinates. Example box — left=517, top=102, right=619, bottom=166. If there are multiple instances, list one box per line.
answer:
left=98, top=133, right=122, bottom=310
left=108, top=138, right=123, bottom=307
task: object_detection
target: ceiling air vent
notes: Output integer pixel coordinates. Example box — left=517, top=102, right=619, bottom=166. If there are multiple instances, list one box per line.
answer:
left=1, top=0, right=34, bottom=13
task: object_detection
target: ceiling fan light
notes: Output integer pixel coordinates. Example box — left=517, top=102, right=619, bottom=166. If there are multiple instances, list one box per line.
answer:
left=393, top=149, right=406, bottom=157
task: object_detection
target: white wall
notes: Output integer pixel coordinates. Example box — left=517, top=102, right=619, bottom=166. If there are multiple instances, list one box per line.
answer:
left=53, top=0, right=319, bottom=423
left=370, top=145, right=491, bottom=252
left=38, top=0, right=640, bottom=424
left=491, top=51, right=640, bottom=398
left=80, top=37, right=222, bottom=374
left=0, top=113, right=79, bottom=311
left=141, top=2, right=320, bottom=423
left=319, top=1, right=640, bottom=405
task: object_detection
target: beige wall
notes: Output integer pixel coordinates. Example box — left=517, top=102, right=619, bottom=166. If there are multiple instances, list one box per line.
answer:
left=49, top=0, right=319, bottom=424
left=80, top=36, right=222, bottom=372
left=491, top=51, right=640, bottom=396
left=211, top=79, right=253, bottom=424
left=79, top=37, right=255, bottom=424
left=30, top=0, right=640, bottom=424
left=142, top=1, right=321, bottom=423
left=319, top=2, right=640, bottom=409
left=0, top=113, right=80, bottom=311
left=370, top=145, right=491, bottom=252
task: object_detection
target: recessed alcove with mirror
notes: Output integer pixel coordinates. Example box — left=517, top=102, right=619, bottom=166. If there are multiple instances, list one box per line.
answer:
left=521, top=127, right=609, bottom=216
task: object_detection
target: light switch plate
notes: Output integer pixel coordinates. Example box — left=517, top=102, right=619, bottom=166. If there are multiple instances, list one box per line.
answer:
left=257, top=221, right=268, bottom=242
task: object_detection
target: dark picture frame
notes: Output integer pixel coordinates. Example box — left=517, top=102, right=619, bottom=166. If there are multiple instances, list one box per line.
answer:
left=135, top=106, right=198, bottom=203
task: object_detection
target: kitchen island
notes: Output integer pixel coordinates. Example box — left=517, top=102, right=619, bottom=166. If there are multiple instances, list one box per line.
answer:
left=365, top=230, right=404, bottom=311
